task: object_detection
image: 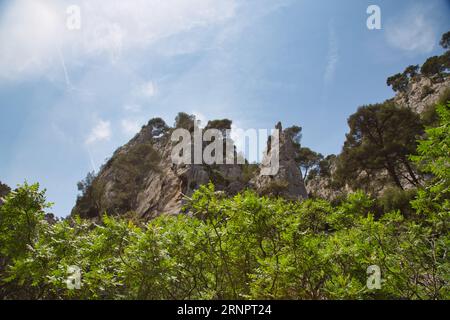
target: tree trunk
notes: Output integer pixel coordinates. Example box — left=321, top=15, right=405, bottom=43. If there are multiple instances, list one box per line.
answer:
left=385, top=160, right=404, bottom=190
left=403, top=159, right=420, bottom=186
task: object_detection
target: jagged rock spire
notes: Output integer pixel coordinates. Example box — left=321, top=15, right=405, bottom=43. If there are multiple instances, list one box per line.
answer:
left=251, top=123, right=308, bottom=200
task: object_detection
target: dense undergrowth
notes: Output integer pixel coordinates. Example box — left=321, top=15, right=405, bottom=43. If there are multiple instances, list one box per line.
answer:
left=0, top=104, right=448, bottom=300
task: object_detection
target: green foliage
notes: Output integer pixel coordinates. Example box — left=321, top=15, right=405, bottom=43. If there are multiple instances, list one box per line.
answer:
left=0, top=183, right=50, bottom=260
left=0, top=183, right=52, bottom=298
left=0, top=182, right=11, bottom=207
left=411, top=103, right=450, bottom=222
left=386, top=65, right=419, bottom=93
left=1, top=104, right=449, bottom=301
left=421, top=87, right=450, bottom=127
left=147, top=117, right=169, bottom=131
left=0, top=181, right=10, bottom=199
left=1, top=177, right=448, bottom=299
left=241, top=163, right=259, bottom=183
left=296, top=147, right=323, bottom=181
left=377, top=187, right=416, bottom=218
left=72, top=172, right=105, bottom=218
left=338, top=102, right=423, bottom=190
left=387, top=72, right=409, bottom=93
left=308, top=155, right=337, bottom=183
left=421, top=104, right=440, bottom=128
left=72, top=142, right=161, bottom=218
left=421, top=55, right=448, bottom=80
left=441, top=31, right=450, bottom=49
left=145, top=117, right=169, bottom=138
left=110, top=142, right=161, bottom=213
left=319, top=155, right=336, bottom=177
left=284, top=125, right=302, bottom=147
left=174, top=112, right=196, bottom=131
left=205, top=119, right=232, bottom=131
left=404, top=65, right=420, bottom=78
left=387, top=31, right=450, bottom=93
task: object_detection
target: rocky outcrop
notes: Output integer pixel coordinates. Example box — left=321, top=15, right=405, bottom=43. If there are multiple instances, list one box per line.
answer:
left=305, top=158, right=344, bottom=201
left=251, top=122, right=308, bottom=200
left=72, top=118, right=308, bottom=219
left=393, top=76, right=450, bottom=113
left=306, top=74, right=450, bottom=201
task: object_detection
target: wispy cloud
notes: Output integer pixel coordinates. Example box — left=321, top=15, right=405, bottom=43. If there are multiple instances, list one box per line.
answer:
left=0, top=0, right=238, bottom=81
left=385, top=7, right=436, bottom=54
left=135, top=81, right=158, bottom=99
left=324, top=22, right=339, bottom=85
left=85, top=120, right=111, bottom=145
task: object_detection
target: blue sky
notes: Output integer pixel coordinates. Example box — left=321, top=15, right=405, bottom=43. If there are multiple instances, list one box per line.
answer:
left=1, top=0, right=449, bottom=217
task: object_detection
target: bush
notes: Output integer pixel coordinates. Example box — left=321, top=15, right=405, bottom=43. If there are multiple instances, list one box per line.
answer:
left=421, top=88, right=450, bottom=127
left=1, top=104, right=448, bottom=300
left=377, top=187, right=416, bottom=218
left=1, top=180, right=448, bottom=300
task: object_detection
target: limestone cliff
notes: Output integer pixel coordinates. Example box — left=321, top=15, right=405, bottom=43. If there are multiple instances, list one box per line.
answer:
left=392, top=76, right=450, bottom=114
left=251, top=122, right=308, bottom=200
left=306, top=74, right=450, bottom=201
left=72, top=118, right=307, bottom=219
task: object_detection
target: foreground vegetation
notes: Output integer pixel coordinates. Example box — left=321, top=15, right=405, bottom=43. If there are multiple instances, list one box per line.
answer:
left=0, top=104, right=448, bottom=300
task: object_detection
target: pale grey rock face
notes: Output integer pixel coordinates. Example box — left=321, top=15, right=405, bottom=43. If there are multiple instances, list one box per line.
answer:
left=72, top=74, right=448, bottom=217
left=393, top=76, right=450, bottom=113
left=73, top=119, right=308, bottom=219
left=251, top=123, right=308, bottom=200
left=306, top=75, right=449, bottom=201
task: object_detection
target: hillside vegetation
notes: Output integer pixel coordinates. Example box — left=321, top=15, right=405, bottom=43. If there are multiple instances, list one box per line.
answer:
left=1, top=31, right=449, bottom=301
left=0, top=104, right=448, bottom=299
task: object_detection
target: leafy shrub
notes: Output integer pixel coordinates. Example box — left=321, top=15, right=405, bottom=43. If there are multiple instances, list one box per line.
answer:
left=1, top=104, right=449, bottom=300
left=377, top=187, right=416, bottom=218
left=421, top=88, right=450, bottom=127
left=1, top=179, right=448, bottom=299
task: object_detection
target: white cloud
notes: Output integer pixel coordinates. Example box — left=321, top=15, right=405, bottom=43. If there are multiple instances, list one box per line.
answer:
left=85, top=120, right=111, bottom=144
left=121, top=119, right=142, bottom=135
left=385, top=9, right=436, bottom=54
left=137, top=81, right=158, bottom=98
left=324, top=22, right=339, bottom=85
left=0, top=0, right=238, bottom=81
left=0, top=1, right=64, bottom=80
